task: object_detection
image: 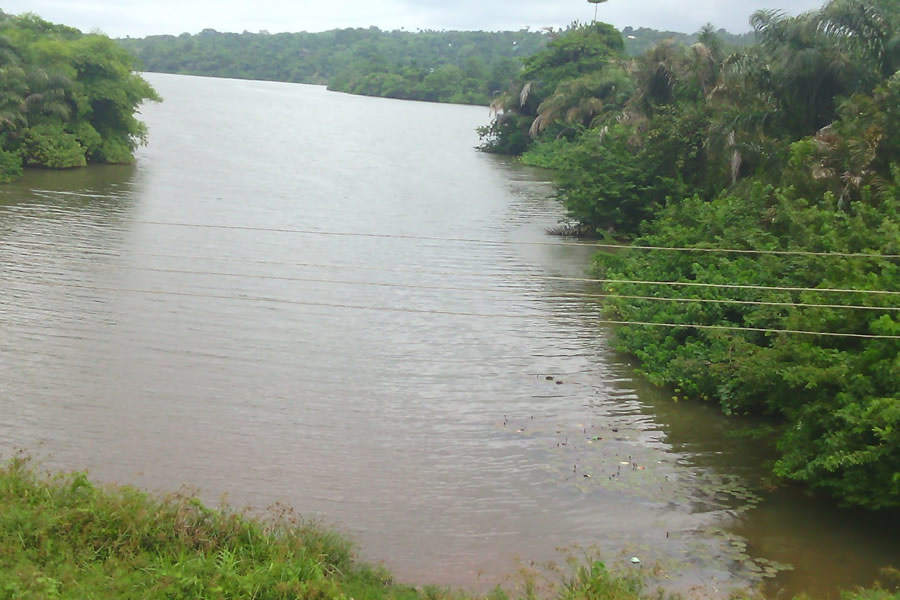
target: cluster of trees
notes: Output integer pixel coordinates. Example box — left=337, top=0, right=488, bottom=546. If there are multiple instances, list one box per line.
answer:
left=481, top=0, right=899, bottom=509
left=324, top=30, right=547, bottom=104
left=620, top=26, right=754, bottom=56
left=0, top=12, right=159, bottom=182
left=118, top=28, right=547, bottom=105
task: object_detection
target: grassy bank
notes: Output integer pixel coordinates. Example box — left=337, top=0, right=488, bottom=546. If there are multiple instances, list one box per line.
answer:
left=1, top=457, right=897, bottom=599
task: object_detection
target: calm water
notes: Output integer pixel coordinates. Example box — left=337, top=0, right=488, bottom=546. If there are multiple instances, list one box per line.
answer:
left=0, top=73, right=896, bottom=597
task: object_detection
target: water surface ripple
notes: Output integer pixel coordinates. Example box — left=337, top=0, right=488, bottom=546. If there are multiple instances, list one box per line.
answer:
left=1, top=74, right=897, bottom=598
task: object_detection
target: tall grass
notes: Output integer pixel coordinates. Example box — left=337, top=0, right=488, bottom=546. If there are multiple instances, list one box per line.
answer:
left=0, top=456, right=398, bottom=599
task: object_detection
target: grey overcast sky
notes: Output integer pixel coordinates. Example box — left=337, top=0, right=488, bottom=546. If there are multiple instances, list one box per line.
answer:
left=2, top=0, right=827, bottom=38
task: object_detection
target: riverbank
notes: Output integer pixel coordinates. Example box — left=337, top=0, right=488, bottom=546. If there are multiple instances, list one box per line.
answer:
left=2, top=458, right=898, bottom=600
left=478, top=2, right=900, bottom=511
left=0, top=457, right=667, bottom=599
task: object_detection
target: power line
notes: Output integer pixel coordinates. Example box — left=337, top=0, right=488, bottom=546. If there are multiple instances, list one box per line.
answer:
left=595, top=278, right=900, bottom=296
left=117, top=220, right=900, bottom=259
left=2, top=243, right=899, bottom=297
left=7, top=263, right=896, bottom=311
left=7, top=280, right=898, bottom=340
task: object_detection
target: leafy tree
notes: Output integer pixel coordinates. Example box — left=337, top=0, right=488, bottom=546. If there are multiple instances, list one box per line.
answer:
left=0, top=12, right=159, bottom=181
left=555, top=124, right=657, bottom=233
left=520, top=21, right=624, bottom=98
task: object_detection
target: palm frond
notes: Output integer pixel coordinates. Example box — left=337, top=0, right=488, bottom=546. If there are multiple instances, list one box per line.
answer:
left=519, top=81, right=533, bottom=107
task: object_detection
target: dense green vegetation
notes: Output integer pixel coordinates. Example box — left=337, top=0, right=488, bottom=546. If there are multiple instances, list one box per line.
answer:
left=0, top=11, right=159, bottom=183
left=116, top=25, right=753, bottom=106
left=118, top=28, right=547, bottom=105
left=3, top=458, right=898, bottom=599
left=480, top=0, right=899, bottom=509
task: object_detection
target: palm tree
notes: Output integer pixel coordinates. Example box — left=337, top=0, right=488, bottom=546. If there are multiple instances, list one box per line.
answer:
left=0, top=35, right=26, bottom=132
left=799, top=71, right=899, bottom=207
left=588, top=0, right=609, bottom=23
left=704, top=50, right=779, bottom=185
left=22, top=69, right=71, bottom=123
left=482, top=21, right=624, bottom=152
left=529, top=66, right=633, bottom=137
left=750, top=8, right=856, bottom=135
left=691, top=24, right=726, bottom=95
left=622, top=41, right=689, bottom=120
left=0, top=33, right=70, bottom=133
left=818, top=0, right=900, bottom=82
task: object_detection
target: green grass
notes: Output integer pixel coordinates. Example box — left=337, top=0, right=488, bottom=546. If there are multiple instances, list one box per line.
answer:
left=0, top=457, right=897, bottom=600
left=1, top=456, right=407, bottom=599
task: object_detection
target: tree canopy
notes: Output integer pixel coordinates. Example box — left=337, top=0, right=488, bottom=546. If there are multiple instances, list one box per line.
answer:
left=0, top=11, right=159, bottom=182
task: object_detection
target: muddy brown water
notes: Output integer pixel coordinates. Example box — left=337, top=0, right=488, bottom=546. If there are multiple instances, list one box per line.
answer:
left=0, top=73, right=897, bottom=598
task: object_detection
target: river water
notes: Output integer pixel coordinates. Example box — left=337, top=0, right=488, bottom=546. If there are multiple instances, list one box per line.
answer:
left=0, top=73, right=897, bottom=598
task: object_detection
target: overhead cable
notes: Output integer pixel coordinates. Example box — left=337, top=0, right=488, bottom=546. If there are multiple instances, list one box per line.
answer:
left=6, top=280, right=898, bottom=340
left=92, top=219, right=900, bottom=259
left=8, top=264, right=895, bottom=311
left=2, top=246, right=898, bottom=296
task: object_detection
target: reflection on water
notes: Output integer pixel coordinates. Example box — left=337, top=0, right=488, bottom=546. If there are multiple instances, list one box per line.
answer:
left=0, top=73, right=897, bottom=598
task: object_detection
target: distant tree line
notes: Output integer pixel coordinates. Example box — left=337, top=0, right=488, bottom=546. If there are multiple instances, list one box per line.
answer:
left=116, top=25, right=753, bottom=106
left=118, top=28, right=548, bottom=105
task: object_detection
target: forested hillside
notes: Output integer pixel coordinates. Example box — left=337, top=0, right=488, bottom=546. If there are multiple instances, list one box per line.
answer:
left=480, top=0, right=899, bottom=509
left=117, top=25, right=754, bottom=105
left=118, top=28, right=548, bottom=105
left=0, top=11, right=158, bottom=183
